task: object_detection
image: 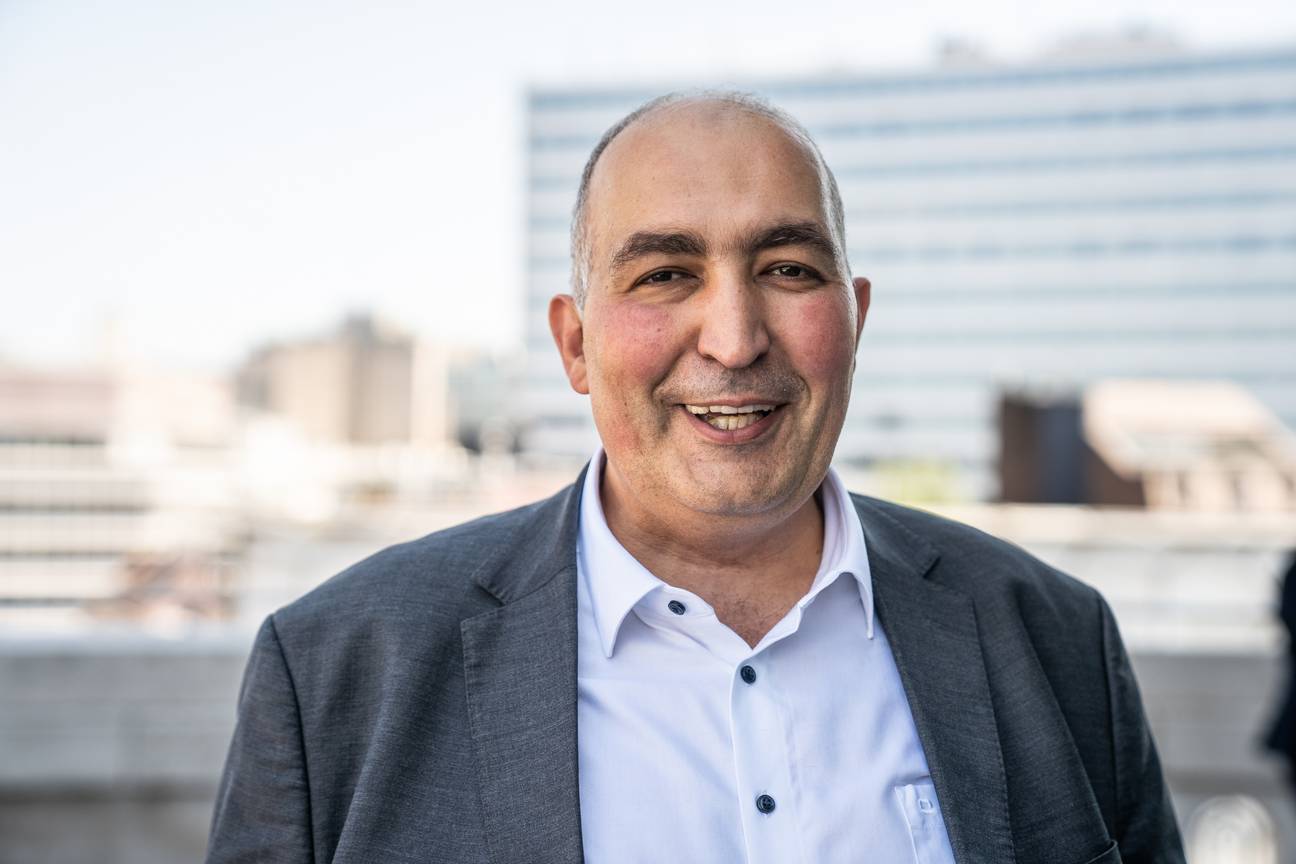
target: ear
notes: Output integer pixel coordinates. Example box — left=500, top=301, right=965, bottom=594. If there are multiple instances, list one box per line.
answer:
left=549, top=294, right=589, bottom=395
left=852, top=276, right=871, bottom=346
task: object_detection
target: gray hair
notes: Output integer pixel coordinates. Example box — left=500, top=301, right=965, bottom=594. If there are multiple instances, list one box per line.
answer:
left=568, top=89, right=849, bottom=309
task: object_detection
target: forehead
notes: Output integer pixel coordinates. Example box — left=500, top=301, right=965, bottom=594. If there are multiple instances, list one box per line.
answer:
left=585, top=104, right=830, bottom=256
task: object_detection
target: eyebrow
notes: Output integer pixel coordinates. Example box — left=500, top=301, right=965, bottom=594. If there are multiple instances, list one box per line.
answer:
left=607, top=221, right=840, bottom=279
left=608, top=230, right=708, bottom=277
left=748, top=222, right=839, bottom=263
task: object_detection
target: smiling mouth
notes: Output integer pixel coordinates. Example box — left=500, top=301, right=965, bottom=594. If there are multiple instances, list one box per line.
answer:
left=682, top=403, right=778, bottom=431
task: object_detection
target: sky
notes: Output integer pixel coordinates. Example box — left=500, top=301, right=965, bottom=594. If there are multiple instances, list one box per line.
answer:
left=2, top=0, right=1294, bottom=373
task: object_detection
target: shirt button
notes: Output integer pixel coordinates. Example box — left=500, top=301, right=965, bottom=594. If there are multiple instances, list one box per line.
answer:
left=755, top=794, right=776, bottom=814
left=667, top=600, right=686, bottom=615
left=740, top=665, right=757, bottom=684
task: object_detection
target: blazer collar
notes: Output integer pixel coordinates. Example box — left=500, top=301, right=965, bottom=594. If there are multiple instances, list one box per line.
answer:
left=468, top=463, right=588, bottom=604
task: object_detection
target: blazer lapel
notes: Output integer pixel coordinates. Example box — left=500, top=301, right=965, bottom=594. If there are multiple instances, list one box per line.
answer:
left=855, top=496, right=1016, bottom=864
left=461, top=470, right=588, bottom=864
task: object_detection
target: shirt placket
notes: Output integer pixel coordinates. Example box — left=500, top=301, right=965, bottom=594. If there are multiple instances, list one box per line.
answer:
left=636, top=588, right=809, bottom=864
left=730, top=625, right=805, bottom=864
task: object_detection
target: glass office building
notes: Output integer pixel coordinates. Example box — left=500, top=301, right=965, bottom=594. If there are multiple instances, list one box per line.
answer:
left=522, top=44, right=1296, bottom=498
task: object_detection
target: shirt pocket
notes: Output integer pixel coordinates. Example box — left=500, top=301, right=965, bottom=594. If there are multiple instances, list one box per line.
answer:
left=894, top=779, right=956, bottom=863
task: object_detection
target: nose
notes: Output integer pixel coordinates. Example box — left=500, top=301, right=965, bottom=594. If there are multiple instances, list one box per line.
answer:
left=695, top=277, right=771, bottom=369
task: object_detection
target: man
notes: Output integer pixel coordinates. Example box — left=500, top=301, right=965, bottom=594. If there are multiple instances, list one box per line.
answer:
left=207, top=92, right=1185, bottom=863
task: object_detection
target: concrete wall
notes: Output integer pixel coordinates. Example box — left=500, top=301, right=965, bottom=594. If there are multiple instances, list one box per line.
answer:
left=0, top=635, right=247, bottom=864
left=0, top=637, right=1291, bottom=862
left=1134, top=651, right=1296, bottom=857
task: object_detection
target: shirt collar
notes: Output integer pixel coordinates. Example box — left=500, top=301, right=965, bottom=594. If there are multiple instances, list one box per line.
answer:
left=577, top=448, right=874, bottom=659
left=795, top=464, right=875, bottom=640
left=577, top=450, right=663, bottom=658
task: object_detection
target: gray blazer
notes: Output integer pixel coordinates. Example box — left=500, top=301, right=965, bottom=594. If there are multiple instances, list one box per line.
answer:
left=207, top=469, right=1185, bottom=863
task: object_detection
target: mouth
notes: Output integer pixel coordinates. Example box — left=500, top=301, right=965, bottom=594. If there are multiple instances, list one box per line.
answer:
left=677, top=401, right=786, bottom=444
left=682, top=402, right=778, bottom=431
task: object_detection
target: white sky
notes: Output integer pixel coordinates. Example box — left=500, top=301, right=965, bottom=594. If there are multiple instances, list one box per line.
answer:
left=2, top=0, right=1294, bottom=373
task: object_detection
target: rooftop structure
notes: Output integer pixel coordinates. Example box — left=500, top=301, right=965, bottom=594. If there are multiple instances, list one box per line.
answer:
left=999, top=379, right=1296, bottom=511
left=1084, top=380, right=1296, bottom=510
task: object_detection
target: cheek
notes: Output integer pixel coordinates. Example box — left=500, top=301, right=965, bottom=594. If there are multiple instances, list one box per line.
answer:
left=593, top=301, right=679, bottom=384
left=781, top=294, right=857, bottom=384
left=589, top=302, right=681, bottom=452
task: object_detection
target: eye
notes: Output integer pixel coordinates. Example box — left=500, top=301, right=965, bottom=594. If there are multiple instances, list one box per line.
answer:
left=639, top=269, right=687, bottom=285
left=768, top=263, right=819, bottom=280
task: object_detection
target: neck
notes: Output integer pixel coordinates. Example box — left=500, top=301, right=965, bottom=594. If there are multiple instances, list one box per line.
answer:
left=599, top=460, right=826, bottom=646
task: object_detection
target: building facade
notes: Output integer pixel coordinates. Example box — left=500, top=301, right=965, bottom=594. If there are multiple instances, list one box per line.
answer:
left=236, top=313, right=451, bottom=448
left=522, top=42, right=1296, bottom=498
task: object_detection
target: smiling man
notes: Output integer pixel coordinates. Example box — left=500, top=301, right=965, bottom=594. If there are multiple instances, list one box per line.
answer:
left=207, top=93, right=1186, bottom=864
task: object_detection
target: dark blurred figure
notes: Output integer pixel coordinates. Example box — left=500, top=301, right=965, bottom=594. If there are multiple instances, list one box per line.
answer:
left=1263, top=550, right=1296, bottom=788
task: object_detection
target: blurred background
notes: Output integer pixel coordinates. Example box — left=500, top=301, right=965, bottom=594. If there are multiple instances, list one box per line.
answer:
left=2, top=0, right=1296, bottom=861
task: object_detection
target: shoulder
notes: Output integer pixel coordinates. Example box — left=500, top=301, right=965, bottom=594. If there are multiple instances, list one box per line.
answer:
left=853, top=493, right=1121, bottom=741
left=269, top=485, right=575, bottom=647
left=851, top=492, right=1105, bottom=624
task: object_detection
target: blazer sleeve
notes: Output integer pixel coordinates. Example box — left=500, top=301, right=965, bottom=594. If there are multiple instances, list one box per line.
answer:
left=1100, top=596, right=1186, bottom=863
left=206, top=615, right=315, bottom=864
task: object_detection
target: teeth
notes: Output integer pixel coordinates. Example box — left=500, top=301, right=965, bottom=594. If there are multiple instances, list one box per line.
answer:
left=680, top=403, right=778, bottom=431
left=683, top=403, right=775, bottom=415
left=705, top=413, right=764, bottom=431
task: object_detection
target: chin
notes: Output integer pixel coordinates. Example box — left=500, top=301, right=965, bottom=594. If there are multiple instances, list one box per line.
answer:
left=671, top=474, right=799, bottom=518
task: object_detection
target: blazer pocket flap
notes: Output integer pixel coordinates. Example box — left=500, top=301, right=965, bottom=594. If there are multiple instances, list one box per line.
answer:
left=1076, top=840, right=1122, bottom=864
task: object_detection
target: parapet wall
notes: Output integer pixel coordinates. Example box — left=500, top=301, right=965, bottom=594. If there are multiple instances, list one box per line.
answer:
left=0, top=635, right=1291, bottom=862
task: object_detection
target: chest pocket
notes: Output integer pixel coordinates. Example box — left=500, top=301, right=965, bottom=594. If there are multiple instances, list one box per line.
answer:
left=894, top=779, right=957, bottom=863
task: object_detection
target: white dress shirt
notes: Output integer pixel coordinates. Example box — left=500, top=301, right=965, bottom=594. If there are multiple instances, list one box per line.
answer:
left=575, top=450, right=957, bottom=863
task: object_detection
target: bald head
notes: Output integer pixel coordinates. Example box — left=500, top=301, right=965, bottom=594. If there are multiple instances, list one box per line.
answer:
left=568, top=91, right=848, bottom=309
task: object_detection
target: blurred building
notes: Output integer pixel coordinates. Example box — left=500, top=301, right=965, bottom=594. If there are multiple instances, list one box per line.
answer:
left=1000, top=379, right=1296, bottom=510
left=0, top=325, right=537, bottom=629
left=0, top=368, right=131, bottom=610
left=0, top=364, right=243, bottom=625
left=522, top=38, right=1296, bottom=495
left=236, top=313, right=450, bottom=448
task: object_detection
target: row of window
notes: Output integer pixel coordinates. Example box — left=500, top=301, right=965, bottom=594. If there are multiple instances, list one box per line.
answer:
left=528, top=406, right=1296, bottom=433
left=0, top=550, right=125, bottom=560
left=528, top=50, right=1296, bottom=108
left=0, top=504, right=148, bottom=514
left=853, top=281, right=1295, bottom=300
left=522, top=363, right=1296, bottom=390
left=529, top=144, right=1296, bottom=188
left=862, top=234, right=1296, bottom=261
left=858, top=327, right=1294, bottom=342
left=530, top=97, right=1296, bottom=150
left=527, top=233, right=1296, bottom=269
left=522, top=370, right=1296, bottom=395
left=523, top=283, right=1293, bottom=328
left=0, top=437, right=104, bottom=447
left=527, top=190, right=1296, bottom=230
